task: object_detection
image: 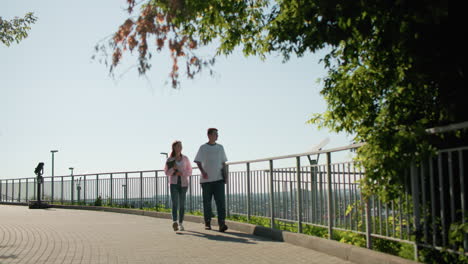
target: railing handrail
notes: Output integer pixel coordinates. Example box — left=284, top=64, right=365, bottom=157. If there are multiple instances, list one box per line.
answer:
left=42, top=169, right=163, bottom=178
left=426, top=120, right=468, bottom=134
left=226, top=142, right=365, bottom=165
left=2, top=144, right=364, bottom=180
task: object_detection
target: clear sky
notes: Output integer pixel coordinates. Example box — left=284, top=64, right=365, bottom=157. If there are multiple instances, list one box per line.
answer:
left=1, top=0, right=353, bottom=179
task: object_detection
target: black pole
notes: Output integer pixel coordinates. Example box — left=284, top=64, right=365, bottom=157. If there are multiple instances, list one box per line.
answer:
left=30, top=162, right=47, bottom=209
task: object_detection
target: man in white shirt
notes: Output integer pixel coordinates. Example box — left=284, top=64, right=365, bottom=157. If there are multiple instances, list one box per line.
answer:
left=194, top=128, right=228, bottom=232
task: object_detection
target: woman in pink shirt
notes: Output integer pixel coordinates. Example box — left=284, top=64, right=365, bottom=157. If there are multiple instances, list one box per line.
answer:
left=164, top=140, right=193, bottom=231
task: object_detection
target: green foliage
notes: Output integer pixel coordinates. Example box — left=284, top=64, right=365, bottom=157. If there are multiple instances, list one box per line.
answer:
left=226, top=214, right=414, bottom=260
left=397, top=243, right=415, bottom=260
left=338, top=231, right=366, bottom=247
left=449, top=221, right=468, bottom=253
left=110, top=203, right=133, bottom=209
left=372, top=237, right=402, bottom=256
left=419, top=247, right=468, bottom=264
left=102, top=0, right=455, bottom=201
left=153, top=203, right=171, bottom=212
left=140, top=203, right=172, bottom=212
left=302, top=0, right=451, bottom=200
left=42, top=195, right=53, bottom=202
left=302, top=223, right=327, bottom=238
left=75, top=200, right=87, bottom=206
left=94, top=196, right=103, bottom=206
left=188, top=210, right=203, bottom=216
left=0, top=12, right=37, bottom=46
left=104, top=196, right=113, bottom=206
left=227, top=214, right=272, bottom=228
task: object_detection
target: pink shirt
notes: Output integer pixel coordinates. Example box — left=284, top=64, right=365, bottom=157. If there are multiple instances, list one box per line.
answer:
left=164, top=155, right=193, bottom=187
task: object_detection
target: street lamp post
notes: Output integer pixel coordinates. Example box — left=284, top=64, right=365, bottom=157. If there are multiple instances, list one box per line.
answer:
left=160, top=152, right=168, bottom=159
left=50, top=150, right=58, bottom=203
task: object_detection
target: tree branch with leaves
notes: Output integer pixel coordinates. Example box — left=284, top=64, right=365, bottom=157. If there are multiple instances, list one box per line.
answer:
left=0, top=12, right=37, bottom=46
left=97, top=0, right=456, bottom=200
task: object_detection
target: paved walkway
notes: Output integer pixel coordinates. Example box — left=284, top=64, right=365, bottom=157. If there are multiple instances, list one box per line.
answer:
left=0, top=205, right=353, bottom=264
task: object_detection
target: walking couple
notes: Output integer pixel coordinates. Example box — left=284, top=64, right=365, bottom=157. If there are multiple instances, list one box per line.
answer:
left=164, top=128, right=228, bottom=232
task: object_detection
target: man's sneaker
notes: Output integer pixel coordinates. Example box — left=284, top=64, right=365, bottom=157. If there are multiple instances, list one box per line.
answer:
left=172, top=222, right=179, bottom=231
left=179, top=223, right=184, bottom=231
left=204, top=221, right=211, bottom=230
left=219, top=223, right=228, bottom=232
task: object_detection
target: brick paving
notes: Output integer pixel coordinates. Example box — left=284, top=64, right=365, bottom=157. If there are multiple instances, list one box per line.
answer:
left=0, top=205, right=353, bottom=264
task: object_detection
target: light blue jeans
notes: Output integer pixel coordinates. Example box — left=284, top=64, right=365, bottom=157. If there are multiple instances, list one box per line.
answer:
left=170, top=183, right=188, bottom=223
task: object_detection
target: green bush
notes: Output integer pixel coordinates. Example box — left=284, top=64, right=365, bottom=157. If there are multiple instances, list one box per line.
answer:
left=94, top=196, right=102, bottom=206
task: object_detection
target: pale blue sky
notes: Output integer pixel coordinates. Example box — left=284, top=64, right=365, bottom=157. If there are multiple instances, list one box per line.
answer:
left=1, top=0, right=353, bottom=179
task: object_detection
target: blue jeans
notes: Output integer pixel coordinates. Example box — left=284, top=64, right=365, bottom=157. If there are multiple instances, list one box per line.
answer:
left=170, top=183, right=188, bottom=223
left=201, top=180, right=226, bottom=224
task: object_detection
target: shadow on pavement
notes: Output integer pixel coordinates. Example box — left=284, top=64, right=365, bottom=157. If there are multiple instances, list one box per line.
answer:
left=177, top=230, right=258, bottom=244
left=0, top=254, right=17, bottom=260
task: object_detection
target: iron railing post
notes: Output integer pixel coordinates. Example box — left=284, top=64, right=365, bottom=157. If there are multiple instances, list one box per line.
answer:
left=188, top=171, right=192, bottom=212
left=96, top=174, right=99, bottom=203
left=33, top=178, right=36, bottom=200
left=12, top=179, right=15, bottom=202
left=365, top=198, right=372, bottom=249
left=125, top=173, right=128, bottom=207
left=140, top=172, right=143, bottom=209
left=269, top=160, right=275, bottom=229
left=61, top=176, right=64, bottom=204
left=71, top=175, right=74, bottom=204
left=155, top=171, right=158, bottom=207
left=421, top=161, right=429, bottom=245
left=459, top=150, right=468, bottom=252
left=51, top=176, right=54, bottom=204
left=18, top=179, right=21, bottom=202
left=296, top=156, right=303, bottom=233
left=326, top=152, right=333, bottom=240
left=429, top=157, right=437, bottom=246
left=312, top=164, right=317, bottom=224
left=41, top=178, right=44, bottom=201
left=437, top=154, right=447, bottom=247
left=83, top=175, right=87, bottom=204
left=226, top=165, right=230, bottom=217
left=411, top=163, right=421, bottom=261
left=165, top=173, right=169, bottom=208
left=26, top=178, right=28, bottom=202
left=110, top=173, right=113, bottom=206
left=247, top=162, right=251, bottom=221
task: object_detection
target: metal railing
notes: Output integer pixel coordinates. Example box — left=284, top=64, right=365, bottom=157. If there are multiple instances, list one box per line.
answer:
left=1, top=124, right=467, bottom=260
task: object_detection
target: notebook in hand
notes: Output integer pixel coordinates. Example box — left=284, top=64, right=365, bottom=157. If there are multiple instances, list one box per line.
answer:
left=166, top=159, right=176, bottom=169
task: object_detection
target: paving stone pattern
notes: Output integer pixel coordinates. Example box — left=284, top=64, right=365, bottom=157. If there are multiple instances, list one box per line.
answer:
left=0, top=205, right=353, bottom=264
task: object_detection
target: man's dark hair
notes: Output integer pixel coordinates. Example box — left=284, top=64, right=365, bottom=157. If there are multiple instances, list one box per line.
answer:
left=207, top=128, right=218, bottom=135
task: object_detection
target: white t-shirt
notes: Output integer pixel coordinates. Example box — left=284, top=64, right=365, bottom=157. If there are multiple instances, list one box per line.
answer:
left=194, top=143, right=228, bottom=183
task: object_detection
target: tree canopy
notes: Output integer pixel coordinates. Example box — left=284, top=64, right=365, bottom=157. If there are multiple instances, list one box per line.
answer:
left=101, top=0, right=456, bottom=199
left=0, top=12, right=37, bottom=46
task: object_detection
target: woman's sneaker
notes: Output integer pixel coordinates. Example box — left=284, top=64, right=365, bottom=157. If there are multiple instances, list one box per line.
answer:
left=179, top=223, right=184, bottom=231
left=172, top=222, right=179, bottom=231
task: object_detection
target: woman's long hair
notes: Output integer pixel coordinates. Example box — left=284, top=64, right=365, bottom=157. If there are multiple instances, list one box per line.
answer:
left=170, top=140, right=182, bottom=158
